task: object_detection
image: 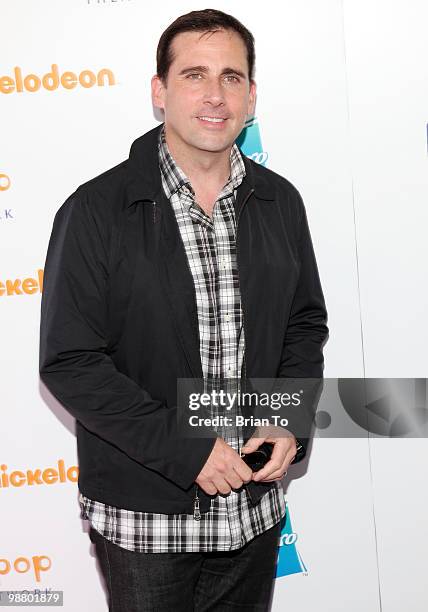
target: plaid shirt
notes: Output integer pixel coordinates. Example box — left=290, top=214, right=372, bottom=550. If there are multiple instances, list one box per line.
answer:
left=79, top=126, right=285, bottom=552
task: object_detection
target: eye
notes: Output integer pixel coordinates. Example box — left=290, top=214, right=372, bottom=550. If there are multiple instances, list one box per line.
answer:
left=186, top=73, right=202, bottom=80
left=224, top=74, right=240, bottom=84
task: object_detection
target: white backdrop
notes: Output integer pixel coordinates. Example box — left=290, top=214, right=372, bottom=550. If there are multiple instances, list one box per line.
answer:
left=1, top=1, right=427, bottom=610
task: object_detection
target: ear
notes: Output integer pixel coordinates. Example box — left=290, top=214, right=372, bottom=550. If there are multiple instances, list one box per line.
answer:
left=151, top=74, right=166, bottom=110
left=247, top=79, right=257, bottom=117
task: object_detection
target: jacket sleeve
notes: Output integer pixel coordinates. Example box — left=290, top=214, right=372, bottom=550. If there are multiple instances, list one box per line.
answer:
left=39, top=189, right=216, bottom=490
left=277, top=191, right=329, bottom=461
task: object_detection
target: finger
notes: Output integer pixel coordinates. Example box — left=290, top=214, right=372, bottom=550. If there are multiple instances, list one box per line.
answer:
left=198, top=480, right=219, bottom=496
left=233, top=460, right=253, bottom=484
left=225, top=470, right=245, bottom=490
left=255, top=447, right=295, bottom=482
left=240, top=437, right=265, bottom=454
left=253, top=437, right=296, bottom=482
left=252, top=459, right=283, bottom=481
left=252, top=441, right=287, bottom=481
left=259, top=466, right=287, bottom=481
left=212, top=475, right=232, bottom=496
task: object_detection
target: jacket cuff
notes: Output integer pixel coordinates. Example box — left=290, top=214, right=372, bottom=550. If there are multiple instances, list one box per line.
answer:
left=290, top=438, right=307, bottom=464
left=169, top=435, right=218, bottom=490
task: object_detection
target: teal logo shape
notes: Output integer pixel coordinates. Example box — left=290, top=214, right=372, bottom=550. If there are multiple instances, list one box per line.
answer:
left=236, top=116, right=268, bottom=166
left=276, top=503, right=307, bottom=578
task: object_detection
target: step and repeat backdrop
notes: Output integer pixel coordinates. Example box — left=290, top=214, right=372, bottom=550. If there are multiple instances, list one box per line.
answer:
left=1, top=1, right=427, bottom=610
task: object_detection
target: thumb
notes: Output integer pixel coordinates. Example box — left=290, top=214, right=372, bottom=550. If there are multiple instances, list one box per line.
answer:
left=241, top=438, right=264, bottom=453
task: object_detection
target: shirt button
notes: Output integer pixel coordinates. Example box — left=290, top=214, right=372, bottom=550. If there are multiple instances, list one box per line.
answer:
left=225, top=313, right=231, bottom=322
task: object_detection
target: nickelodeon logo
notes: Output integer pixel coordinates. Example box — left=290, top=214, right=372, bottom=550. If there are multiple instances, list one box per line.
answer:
left=0, top=270, right=43, bottom=296
left=0, top=173, right=11, bottom=191
left=0, top=460, right=78, bottom=488
left=0, top=64, right=115, bottom=94
left=0, top=556, right=51, bottom=583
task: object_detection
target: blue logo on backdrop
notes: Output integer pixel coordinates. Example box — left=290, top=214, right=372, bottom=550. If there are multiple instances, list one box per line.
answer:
left=276, top=503, right=307, bottom=577
left=236, top=116, right=269, bottom=166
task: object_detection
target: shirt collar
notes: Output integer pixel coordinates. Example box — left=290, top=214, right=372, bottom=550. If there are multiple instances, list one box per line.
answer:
left=158, top=125, right=246, bottom=202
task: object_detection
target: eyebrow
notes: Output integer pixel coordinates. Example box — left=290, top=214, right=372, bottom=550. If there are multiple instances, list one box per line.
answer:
left=178, top=65, right=247, bottom=79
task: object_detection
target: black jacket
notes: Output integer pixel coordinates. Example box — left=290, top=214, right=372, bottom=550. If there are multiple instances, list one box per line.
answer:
left=39, top=123, right=328, bottom=514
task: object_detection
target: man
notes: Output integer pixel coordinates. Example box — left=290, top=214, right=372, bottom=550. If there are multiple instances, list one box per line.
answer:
left=39, top=8, right=328, bottom=611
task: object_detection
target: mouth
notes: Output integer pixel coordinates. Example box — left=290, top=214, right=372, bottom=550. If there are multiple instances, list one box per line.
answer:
left=196, top=116, right=228, bottom=125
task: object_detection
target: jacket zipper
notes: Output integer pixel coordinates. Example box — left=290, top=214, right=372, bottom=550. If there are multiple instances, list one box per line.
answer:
left=236, top=188, right=254, bottom=454
left=192, top=188, right=254, bottom=520
left=236, top=189, right=253, bottom=500
left=193, top=484, right=201, bottom=520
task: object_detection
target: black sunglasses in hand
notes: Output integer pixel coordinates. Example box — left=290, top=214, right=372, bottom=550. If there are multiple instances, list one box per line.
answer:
left=240, top=442, right=274, bottom=472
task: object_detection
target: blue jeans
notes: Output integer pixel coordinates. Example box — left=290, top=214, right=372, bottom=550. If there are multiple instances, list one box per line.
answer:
left=89, top=518, right=284, bottom=611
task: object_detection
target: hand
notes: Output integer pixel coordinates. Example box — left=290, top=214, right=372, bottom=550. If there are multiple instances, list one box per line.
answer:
left=196, top=437, right=253, bottom=495
left=240, top=425, right=297, bottom=483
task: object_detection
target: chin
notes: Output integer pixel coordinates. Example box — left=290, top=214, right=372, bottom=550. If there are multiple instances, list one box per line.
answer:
left=191, top=135, right=235, bottom=154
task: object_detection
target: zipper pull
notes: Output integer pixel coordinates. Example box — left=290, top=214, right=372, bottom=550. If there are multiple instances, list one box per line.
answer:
left=152, top=201, right=157, bottom=224
left=193, top=484, right=201, bottom=521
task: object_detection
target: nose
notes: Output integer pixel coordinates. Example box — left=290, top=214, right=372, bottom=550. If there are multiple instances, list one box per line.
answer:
left=202, top=77, right=225, bottom=107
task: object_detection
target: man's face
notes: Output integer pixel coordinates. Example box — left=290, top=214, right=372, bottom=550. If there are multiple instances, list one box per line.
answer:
left=152, top=28, right=256, bottom=155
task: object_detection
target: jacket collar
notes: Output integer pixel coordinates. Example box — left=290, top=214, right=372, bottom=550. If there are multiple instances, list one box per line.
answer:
left=124, top=123, right=275, bottom=206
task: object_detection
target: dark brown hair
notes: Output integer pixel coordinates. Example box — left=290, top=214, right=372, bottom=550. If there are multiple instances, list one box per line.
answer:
left=156, top=8, right=255, bottom=83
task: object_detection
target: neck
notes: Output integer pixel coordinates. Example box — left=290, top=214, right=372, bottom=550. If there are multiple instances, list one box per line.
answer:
left=164, top=125, right=231, bottom=190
